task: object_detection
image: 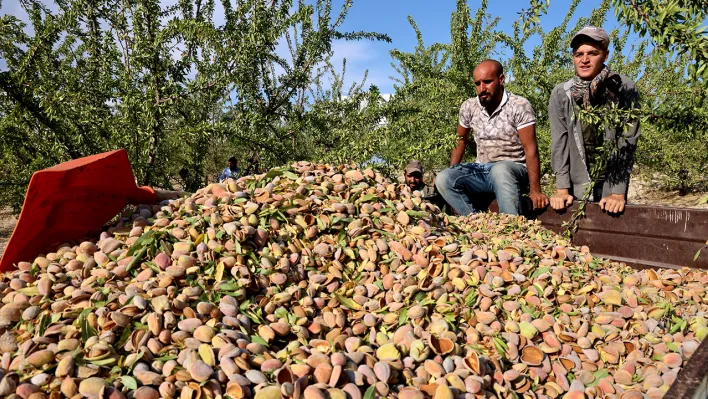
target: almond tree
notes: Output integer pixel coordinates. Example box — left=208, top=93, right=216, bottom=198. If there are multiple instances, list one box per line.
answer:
left=0, top=0, right=389, bottom=209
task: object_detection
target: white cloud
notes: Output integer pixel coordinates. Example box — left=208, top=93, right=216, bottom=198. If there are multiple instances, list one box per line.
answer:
left=327, top=40, right=393, bottom=92
left=330, top=40, right=377, bottom=64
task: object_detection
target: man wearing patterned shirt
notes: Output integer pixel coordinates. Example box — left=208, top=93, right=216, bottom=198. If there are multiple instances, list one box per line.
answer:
left=436, top=60, right=549, bottom=216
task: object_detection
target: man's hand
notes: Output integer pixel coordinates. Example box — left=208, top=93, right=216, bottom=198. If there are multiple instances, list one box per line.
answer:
left=550, top=189, right=574, bottom=210
left=599, top=194, right=626, bottom=214
left=529, top=190, right=549, bottom=210
left=517, top=124, right=547, bottom=211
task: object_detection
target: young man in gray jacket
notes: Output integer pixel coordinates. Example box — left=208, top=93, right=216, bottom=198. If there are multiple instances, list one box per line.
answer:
left=549, top=26, right=640, bottom=214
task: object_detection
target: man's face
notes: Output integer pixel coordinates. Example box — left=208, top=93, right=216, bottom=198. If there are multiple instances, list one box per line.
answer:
left=473, top=65, right=504, bottom=107
left=572, top=41, right=609, bottom=80
left=228, top=161, right=237, bottom=170
left=405, top=171, right=423, bottom=189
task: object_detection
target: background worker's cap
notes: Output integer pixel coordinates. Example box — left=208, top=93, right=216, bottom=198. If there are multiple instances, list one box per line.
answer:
left=405, top=160, right=423, bottom=174
left=571, top=26, right=610, bottom=50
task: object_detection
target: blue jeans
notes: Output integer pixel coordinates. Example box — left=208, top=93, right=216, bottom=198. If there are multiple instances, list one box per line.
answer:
left=436, top=161, right=529, bottom=216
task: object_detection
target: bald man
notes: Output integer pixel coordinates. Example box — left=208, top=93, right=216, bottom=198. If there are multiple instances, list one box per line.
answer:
left=436, top=60, right=549, bottom=215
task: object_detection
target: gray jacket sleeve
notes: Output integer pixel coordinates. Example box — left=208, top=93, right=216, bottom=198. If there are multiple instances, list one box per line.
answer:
left=549, top=86, right=572, bottom=190
left=605, top=78, right=641, bottom=195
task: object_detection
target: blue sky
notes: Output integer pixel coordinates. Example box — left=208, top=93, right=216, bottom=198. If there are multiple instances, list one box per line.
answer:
left=1, top=0, right=625, bottom=94
left=329, top=0, right=622, bottom=94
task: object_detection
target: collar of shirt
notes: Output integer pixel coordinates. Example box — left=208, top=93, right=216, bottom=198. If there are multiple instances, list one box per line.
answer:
left=412, top=183, right=426, bottom=193
left=477, top=90, right=509, bottom=119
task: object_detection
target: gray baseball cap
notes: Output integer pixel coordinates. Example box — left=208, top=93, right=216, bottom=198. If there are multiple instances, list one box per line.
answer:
left=405, top=160, right=423, bottom=174
left=571, top=26, right=610, bottom=50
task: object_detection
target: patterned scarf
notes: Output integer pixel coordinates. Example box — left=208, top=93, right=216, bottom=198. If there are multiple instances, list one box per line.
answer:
left=570, top=65, right=622, bottom=108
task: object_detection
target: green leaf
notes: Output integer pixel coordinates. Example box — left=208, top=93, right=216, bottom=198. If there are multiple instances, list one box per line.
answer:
left=283, top=171, right=299, bottom=180
left=126, top=247, right=148, bottom=273
left=133, top=322, right=149, bottom=330
left=81, top=317, right=97, bottom=343
left=589, top=369, right=609, bottom=386
left=251, top=335, right=269, bottom=346
left=116, top=326, right=132, bottom=349
left=274, top=308, right=288, bottom=320
left=265, top=169, right=282, bottom=179
left=414, top=291, right=427, bottom=303
left=530, top=266, right=550, bottom=279
left=357, top=194, right=379, bottom=203
left=18, top=286, right=40, bottom=296
left=37, top=313, right=49, bottom=337
left=218, top=283, right=240, bottom=292
left=91, top=358, right=117, bottom=366
left=363, top=385, right=376, bottom=399
left=333, top=293, right=362, bottom=310
left=121, top=376, right=138, bottom=390
left=154, top=355, right=179, bottom=361
left=127, top=232, right=152, bottom=256
left=398, top=308, right=408, bottom=326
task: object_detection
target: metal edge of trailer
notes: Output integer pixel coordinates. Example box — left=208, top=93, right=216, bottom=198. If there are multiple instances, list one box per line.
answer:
left=485, top=201, right=708, bottom=271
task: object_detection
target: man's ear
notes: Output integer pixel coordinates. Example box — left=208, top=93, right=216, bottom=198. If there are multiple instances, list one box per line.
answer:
left=499, top=73, right=505, bottom=86
left=603, top=50, right=609, bottom=63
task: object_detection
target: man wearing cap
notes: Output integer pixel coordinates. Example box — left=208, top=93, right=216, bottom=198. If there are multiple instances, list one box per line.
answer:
left=549, top=26, right=641, bottom=214
left=404, top=160, right=439, bottom=197
left=436, top=59, right=549, bottom=216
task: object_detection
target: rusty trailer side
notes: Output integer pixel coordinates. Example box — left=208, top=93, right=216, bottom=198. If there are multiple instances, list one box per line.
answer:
left=485, top=201, right=708, bottom=270
left=534, top=203, right=708, bottom=270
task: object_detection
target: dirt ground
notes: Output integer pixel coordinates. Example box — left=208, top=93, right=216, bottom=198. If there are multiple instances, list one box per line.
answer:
left=627, top=178, right=708, bottom=209
left=0, top=208, right=17, bottom=258
left=0, top=180, right=705, bottom=259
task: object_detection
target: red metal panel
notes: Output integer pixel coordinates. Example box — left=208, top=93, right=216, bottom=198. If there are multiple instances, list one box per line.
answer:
left=0, top=149, right=156, bottom=272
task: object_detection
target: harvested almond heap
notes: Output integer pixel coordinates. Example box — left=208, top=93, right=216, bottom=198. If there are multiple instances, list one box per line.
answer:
left=0, top=162, right=706, bottom=399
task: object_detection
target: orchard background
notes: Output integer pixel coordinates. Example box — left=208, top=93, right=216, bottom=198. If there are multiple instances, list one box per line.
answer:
left=1, top=0, right=707, bottom=214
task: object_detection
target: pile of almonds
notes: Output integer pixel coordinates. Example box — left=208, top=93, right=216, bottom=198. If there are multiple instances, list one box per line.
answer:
left=0, top=162, right=706, bottom=399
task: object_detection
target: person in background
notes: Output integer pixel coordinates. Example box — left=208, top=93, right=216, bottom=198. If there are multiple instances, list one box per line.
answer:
left=436, top=59, right=549, bottom=216
left=404, top=160, right=425, bottom=192
left=404, top=160, right=436, bottom=197
left=219, top=156, right=240, bottom=183
left=549, top=26, right=641, bottom=214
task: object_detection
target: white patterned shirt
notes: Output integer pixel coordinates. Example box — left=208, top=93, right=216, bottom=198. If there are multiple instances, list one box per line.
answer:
left=458, top=91, right=536, bottom=164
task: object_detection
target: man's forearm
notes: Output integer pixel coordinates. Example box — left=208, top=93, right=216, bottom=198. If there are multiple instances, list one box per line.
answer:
left=450, top=141, right=466, bottom=166
left=525, top=153, right=543, bottom=193
left=451, top=125, right=470, bottom=166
